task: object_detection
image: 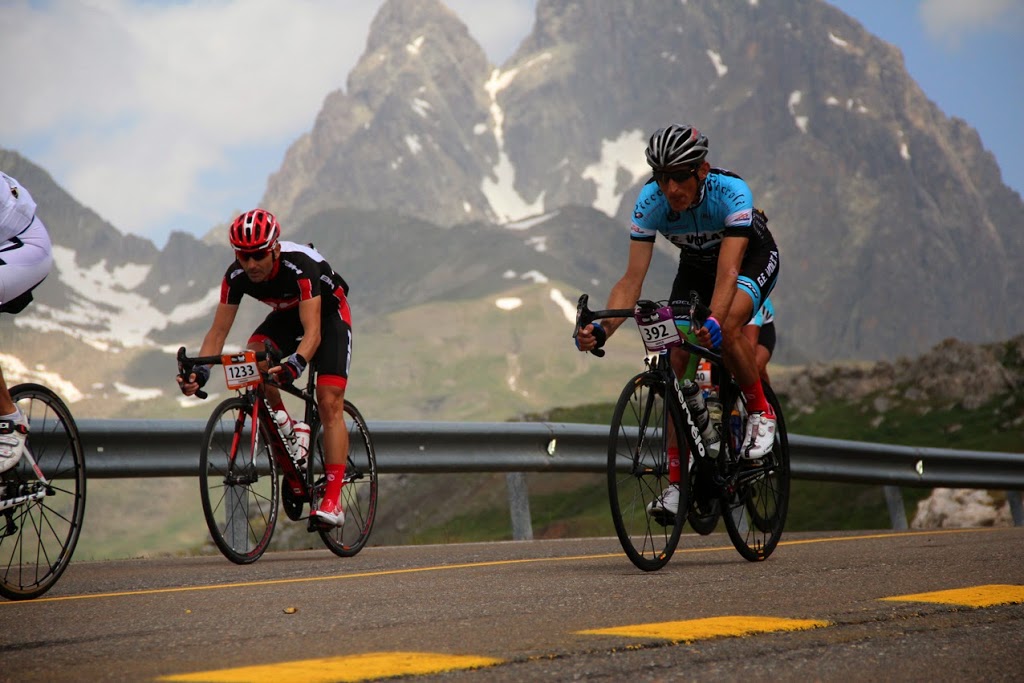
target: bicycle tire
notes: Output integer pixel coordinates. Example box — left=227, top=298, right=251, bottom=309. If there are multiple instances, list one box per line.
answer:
left=0, top=384, right=85, bottom=600
left=720, top=384, right=790, bottom=561
left=607, top=371, right=687, bottom=571
left=199, top=396, right=279, bottom=564
left=311, top=400, right=377, bottom=557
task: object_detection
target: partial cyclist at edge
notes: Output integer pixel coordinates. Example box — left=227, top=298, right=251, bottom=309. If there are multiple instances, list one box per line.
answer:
left=0, top=171, right=54, bottom=474
left=574, top=124, right=780, bottom=516
left=177, top=209, right=353, bottom=527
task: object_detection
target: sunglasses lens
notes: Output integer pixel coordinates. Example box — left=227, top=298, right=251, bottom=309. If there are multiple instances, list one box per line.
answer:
left=236, top=249, right=269, bottom=261
left=655, top=168, right=697, bottom=184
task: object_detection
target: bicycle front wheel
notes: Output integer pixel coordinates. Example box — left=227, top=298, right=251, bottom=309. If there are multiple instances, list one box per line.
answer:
left=721, top=384, right=790, bottom=561
left=199, top=396, right=279, bottom=564
left=312, top=400, right=377, bottom=557
left=0, top=384, right=85, bottom=600
left=607, top=371, right=687, bottom=571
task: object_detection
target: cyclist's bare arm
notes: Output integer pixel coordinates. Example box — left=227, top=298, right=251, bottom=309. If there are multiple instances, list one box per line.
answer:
left=177, top=303, right=238, bottom=395
left=577, top=240, right=654, bottom=351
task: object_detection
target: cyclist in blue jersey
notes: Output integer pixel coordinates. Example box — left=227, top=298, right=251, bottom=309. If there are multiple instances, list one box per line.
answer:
left=575, top=124, right=780, bottom=516
left=177, top=209, right=353, bottom=527
left=743, top=297, right=776, bottom=385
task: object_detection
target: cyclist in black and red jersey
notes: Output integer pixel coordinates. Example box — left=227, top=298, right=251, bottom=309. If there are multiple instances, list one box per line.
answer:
left=177, top=209, right=352, bottom=527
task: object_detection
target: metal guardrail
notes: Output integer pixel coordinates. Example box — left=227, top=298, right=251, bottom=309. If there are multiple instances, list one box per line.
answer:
left=75, top=420, right=1024, bottom=530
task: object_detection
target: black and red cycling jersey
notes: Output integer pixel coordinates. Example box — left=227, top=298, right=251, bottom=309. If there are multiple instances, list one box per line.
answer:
left=220, top=241, right=352, bottom=387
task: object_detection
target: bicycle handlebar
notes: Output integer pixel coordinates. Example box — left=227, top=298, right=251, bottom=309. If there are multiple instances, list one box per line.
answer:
left=177, top=344, right=283, bottom=400
left=573, top=292, right=720, bottom=363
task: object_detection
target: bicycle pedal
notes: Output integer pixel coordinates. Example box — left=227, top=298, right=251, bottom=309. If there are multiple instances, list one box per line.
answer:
left=649, top=508, right=675, bottom=528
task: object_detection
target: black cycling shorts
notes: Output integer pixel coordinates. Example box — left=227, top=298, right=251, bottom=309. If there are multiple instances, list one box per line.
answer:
left=249, top=300, right=352, bottom=389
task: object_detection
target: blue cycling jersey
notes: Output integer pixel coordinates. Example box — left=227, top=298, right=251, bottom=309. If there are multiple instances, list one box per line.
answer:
left=630, top=169, right=772, bottom=265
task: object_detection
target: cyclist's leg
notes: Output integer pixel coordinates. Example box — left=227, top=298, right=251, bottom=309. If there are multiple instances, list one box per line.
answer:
left=732, top=246, right=780, bottom=459
left=311, top=293, right=352, bottom=526
left=658, top=269, right=714, bottom=499
left=248, top=310, right=304, bottom=414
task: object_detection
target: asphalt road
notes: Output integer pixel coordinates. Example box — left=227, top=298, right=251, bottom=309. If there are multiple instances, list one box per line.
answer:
left=2, top=528, right=1022, bottom=682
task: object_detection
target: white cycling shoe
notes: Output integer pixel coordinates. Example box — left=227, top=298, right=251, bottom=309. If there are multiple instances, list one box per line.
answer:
left=742, top=411, right=777, bottom=463
left=0, top=419, right=28, bottom=474
left=647, top=483, right=680, bottom=526
left=312, top=501, right=345, bottom=527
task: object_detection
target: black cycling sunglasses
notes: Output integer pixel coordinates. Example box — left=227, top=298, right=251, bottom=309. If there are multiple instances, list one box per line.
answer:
left=235, top=248, right=272, bottom=262
left=653, top=166, right=699, bottom=184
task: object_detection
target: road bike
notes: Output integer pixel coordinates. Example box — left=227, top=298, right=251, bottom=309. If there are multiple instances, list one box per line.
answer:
left=177, top=346, right=377, bottom=564
left=0, top=383, right=86, bottom=599
left=574, top=292, right=790, bottom=571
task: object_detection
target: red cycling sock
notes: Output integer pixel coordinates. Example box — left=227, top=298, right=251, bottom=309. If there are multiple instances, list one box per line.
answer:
left=320, top=463, right=347, bottom=510
left=741, top=381, right=774, bottom=417
left=668, top=445, right=683, bottom=484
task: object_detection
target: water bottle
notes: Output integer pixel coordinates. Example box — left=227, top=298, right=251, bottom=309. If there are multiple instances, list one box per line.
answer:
left=681, top=380, right=721, bottom=458
left=680, top=380, right=709, bottom=431
left=274, top=410, right=298, bottom=458
left=705, top=392, right=723, bottom=458
left=292, top=421, right=310, bottom=467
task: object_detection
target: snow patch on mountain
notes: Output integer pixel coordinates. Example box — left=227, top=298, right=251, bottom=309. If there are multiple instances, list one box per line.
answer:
left=14, top=246, right=220, bottom=349
left=582, top=129, right=650, bottom=216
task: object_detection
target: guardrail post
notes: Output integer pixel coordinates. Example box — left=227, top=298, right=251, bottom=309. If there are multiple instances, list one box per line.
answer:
left=1007, top=491, right=1023, bottom=526
left=883, top=486, right=908, bottom=530
left=506, top=472, right=533, bottom=540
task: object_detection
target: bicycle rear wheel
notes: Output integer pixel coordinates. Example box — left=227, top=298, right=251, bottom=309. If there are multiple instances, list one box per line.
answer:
left=607, top=371, right=687, bottom=571
left=0, top=384, right=85, bottom=600
left=721, top=384, right=790, bottom=561
left=199, top=396, right=279, bottom=564
left=311, top=400, right=377, bottom=557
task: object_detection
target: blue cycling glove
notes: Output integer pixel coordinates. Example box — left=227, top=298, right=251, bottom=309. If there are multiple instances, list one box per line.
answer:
left=704, top=316, right=722, bottom=348
left=278, top=353, right=307, bottom=384
left=575, top=321, right=606, bottom=351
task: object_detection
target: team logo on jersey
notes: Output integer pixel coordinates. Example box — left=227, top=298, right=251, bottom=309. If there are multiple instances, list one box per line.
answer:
left=634, top=211, right=644, bottom=219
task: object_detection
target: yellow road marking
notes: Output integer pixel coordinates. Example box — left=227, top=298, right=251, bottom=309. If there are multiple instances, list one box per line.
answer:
left=577, top=615, right=829, bottom=642
left=1, top=527, right=1009, bottom=606
left=881, top=584, right=1024, bottom=608
left=158, top=652, right=502, bottom=683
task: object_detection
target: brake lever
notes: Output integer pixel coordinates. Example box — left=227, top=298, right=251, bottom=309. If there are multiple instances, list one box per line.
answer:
left=176, top=346, right=208, bottom=400
left=574, top=294, right=605, bottom=357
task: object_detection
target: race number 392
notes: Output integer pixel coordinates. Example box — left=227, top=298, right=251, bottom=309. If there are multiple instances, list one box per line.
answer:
left=638, top=320, right=678, bottom=352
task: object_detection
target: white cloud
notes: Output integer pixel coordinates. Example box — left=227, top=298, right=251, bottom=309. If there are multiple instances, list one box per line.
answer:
left=1, top=0, right=386, bottom=241
left=919, top=0, right=1024, bottom=46
left=444, top=0, right=535, bottom=65
left=1, top=1, right=540, bottom=244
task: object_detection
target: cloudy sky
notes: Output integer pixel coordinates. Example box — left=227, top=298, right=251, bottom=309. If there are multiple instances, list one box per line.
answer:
left=3, top=0, right=1021, bottom=247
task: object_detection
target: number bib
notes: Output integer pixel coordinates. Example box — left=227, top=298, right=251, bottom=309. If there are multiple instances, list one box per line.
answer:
left=222, top=351, right=260, bottom=390
left=635, top=305, right=681, bottom=353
